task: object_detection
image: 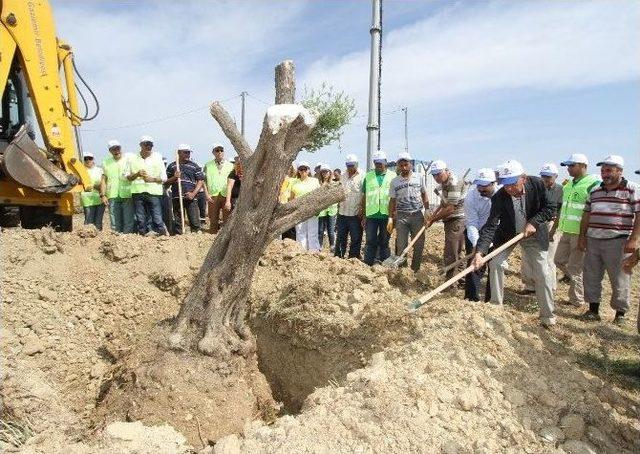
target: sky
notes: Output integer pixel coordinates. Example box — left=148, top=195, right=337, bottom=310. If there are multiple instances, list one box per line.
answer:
left=52, top=0, right=640, bottom=179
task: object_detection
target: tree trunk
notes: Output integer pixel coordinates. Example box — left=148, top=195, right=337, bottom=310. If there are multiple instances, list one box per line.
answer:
left=169, top=60, right=345, bottom=359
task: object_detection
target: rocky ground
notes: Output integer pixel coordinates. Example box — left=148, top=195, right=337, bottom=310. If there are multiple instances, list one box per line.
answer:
left=0, top=222, right=638, bottom=453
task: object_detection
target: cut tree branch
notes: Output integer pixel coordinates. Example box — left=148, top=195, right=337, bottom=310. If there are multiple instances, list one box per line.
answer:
left=269, top=184, right=345, bottom=237
left=275, top=60, right=295, bottom=104
left=210, top=101, right=253, bottom=161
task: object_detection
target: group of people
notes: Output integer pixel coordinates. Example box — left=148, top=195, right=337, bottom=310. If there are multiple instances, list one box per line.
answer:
left=81, top=136, right=241, bottom=236
left=284, top=151, right=639, bottom=332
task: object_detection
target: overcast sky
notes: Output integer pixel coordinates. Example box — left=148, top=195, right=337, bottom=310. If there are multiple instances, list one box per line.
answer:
left=53, top=0, right=640, bottom=177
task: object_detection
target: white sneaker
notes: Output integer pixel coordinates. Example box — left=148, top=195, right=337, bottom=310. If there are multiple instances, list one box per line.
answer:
left=540, top=316, right=557, bottom=328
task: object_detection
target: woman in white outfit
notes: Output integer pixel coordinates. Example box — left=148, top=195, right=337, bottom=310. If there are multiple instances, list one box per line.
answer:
left=290, top=161, right=320, bottom=251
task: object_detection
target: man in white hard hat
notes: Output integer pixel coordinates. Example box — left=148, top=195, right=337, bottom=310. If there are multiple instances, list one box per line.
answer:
left=463, top=168, right=498, bottom=301
left=389, top=152, right=429, bottom=271
left=472, top=160, right=557, bottom=327
left=335, top=154, right=364, bottom=259
left=124, top=135, right=168, bottom=235
left=165, top=144, right=205, bottom=234
left=204, top=143, right=233, bottom=233
left=100, top=140, right=134, bottom=233
left=520, top=163, right=564, bottom=293
left=81, top=152, right=105, bottom=230
left=426, top=159, right=467, bottom=281
left=550, top=154, right=600, bottom=307
left=578, top=155, right=639, bottom=325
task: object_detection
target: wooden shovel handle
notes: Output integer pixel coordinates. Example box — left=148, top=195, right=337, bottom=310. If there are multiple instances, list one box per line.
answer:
left=398, top=224, right=427, bottom=259
left=411, top=233, right=525, bottom=309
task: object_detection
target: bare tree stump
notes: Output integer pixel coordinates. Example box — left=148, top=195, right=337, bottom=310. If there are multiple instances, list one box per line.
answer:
left=168, top=60, right=345, bottom=359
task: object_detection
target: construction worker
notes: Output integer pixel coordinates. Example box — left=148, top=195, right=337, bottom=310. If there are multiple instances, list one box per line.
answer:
left=579, top=155, right=640, bottom=325
left=335, top=154, right=364, bottom=259
left=389, top=152, right=429, bottom=272
left=204, top=143, right=234, bottom=233
left=621, top=168, right=640, bottom=333
left=290, top=161, right=320, bottom=251
left=472, top=160, right=557, bottom=327
left=166, top=144, right=205, bottom=234
left=100, top=140, right=134, bottom=233
left=426, top=160, right=466, bottom=280
left=521, top=163, right=564, bottom=293
left=463, top=168, right=498, bottom=301
left=551, top=154, right=599, bottom=307
left=81, top=152, right=105, bottom=230
left=280, top=165, right=297, bottom=241
left=125, top=135, right=167, bottom=236
left=318, top=164, right=338, bottom=250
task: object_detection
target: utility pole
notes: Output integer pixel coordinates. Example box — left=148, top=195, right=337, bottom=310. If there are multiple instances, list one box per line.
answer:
left=366, top=0, right=382, bottom=171
left=240, top=91, right=247, bottom=137
left=402, top=107, right=408, bottom=153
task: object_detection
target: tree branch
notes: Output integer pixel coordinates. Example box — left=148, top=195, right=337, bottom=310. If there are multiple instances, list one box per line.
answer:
left=275, top=60, right=295, bottom=104
left=210, top=101, right=253, bottom=161
left=269, top=184, right=345, bottom=237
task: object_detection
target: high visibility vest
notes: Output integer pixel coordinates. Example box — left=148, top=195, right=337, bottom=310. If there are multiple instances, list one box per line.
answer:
left=558, top=174, right=599, bottom=235
left=205, top=160, right=234, bottom=196
left=103, top=155, right=132, bottom=199
left=80, top=166, right=103, bottom=207
left=129, top=153, right=164, bottom=196
left=364, top=170, right=394, bottom=217
left=291, top=177, right=319, bottom=198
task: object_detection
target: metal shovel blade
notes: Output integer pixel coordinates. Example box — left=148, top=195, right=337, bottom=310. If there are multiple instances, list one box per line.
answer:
left=408, top=299, right=423, bottom=310
left=382, top=254, right=405, bottom=269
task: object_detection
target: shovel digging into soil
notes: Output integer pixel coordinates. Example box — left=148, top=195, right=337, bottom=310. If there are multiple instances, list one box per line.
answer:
left=382, top=224, right=429, bottom=269
left=409, top=233, right=525, bottom=310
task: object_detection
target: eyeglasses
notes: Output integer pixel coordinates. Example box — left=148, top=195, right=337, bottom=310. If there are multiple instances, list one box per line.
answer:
left=298, top=167, right=309, bottom=171
left=213, top=149, right=223, bottom=153
left=141, top=142, right=153, bottom=146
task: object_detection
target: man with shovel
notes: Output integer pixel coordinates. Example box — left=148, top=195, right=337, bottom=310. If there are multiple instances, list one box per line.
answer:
left=388, top=152, right=429, bottom=272
left=471, top=160, right=557, bottom=328
left=166, top=144, right=205, bottom=234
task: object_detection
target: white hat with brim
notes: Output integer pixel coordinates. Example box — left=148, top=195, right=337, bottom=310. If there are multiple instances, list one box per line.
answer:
left=539, top=163, right=559, bottom=177
left=345, top=154, right=358, bottom=165
left=139, top=135, right=154, bottom=144
left=430, top=160, right=447, bottom=175
left=397, top=152, right=412, bottom=162
left=320, top=163, right=331, bottom=171
left=212, top=143, right=224, bottom=151
left=372, top=150, right=387, bottom=163
left=177, top=143, right=192, bottom=152
left=107, top=140, right=121, bottom=149
left=560, top=153, right=588, bottom=166
left=297, top=161, right=310, bottom=169
left=473, top=168, right=496, bottom=186
left=83, top=152, right=94, bottom=159
left=596, top=155, right=624, bottom=169
left=496, top=160, right=525, bottom=185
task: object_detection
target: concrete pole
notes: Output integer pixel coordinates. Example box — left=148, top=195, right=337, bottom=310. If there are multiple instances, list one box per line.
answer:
left=240, top=91, right=247, bottom=137
left=402, top=107, right=408, bottom=153
left=366, top=0, right=382, bottom=171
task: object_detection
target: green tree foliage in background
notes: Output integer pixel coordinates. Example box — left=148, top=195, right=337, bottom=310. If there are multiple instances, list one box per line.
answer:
left=301, top=83, right=356, bottom=152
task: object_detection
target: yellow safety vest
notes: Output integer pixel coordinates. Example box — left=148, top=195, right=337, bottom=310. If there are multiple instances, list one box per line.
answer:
left=81, top=166, right=103, bottom=207
left=129, top=153, right=164, bottom=196
left=205, top=160, right=234, bottom=196
left=103, top=155, right=132, bottom=199
left=364, top=170, right=394, bottom=217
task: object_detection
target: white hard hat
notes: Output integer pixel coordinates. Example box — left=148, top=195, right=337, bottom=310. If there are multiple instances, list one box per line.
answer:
left=297, top=160, right=311, bottom=169
left=107, top=139, right=121, bottom=149
left=345, top=154, right=358, bottom=165
left=473, top=168, right=496, bottom=186
left=560, top=153, right=589, bottom=166
left=177, top=143, right=192, bottom=151
left=430, top=159, right=447, bottom=175
left=139, top=135, right=154, bottom=143
left=496, top=160, right=525, bottom=185
left=83, top=152, right=94, bottom=159
left=539, top=163, right=558, bottom=177
left=397, top=152, right=412, bottom=162
left=596, top=155, right=624, bottom=169
left=212, top=143, right=224, bottom=151
left=320, top=163, right=331, bottom=171
left=372, top=150, right=387, bottom=162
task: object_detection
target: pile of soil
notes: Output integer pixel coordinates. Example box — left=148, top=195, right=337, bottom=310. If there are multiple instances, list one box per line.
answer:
left=1, top=223, right=638, bottom=453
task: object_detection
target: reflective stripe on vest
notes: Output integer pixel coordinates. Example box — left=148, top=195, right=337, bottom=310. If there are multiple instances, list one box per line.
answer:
left=129, top=154, right=164, bottom=196
left=81, top=166, right=103, bottom=207
left=103, top=156, right=132, bottom=199
left=558, top=174, right=599, bottom=234
left=364, top=170, right=394, bottom=217
left=205, top=160, right=234, bottom=196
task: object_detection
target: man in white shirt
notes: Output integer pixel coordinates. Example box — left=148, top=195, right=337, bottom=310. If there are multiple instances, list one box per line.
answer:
left=464, top=168, right=498, bottom=301
left=335, top=154, right=364, bottom=258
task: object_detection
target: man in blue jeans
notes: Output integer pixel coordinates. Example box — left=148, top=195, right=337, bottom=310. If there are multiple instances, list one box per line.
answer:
left=361, top=151, right=394, bottom=265
left=335, top=154, right=364, bottom=258
left=124, top=135, right=168, bottom=236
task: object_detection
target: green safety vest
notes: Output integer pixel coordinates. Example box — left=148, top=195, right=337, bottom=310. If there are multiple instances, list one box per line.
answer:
left=291, top=177, right=319, bottom=198
left=205, top=160, right=234, bottom=196
left=129, top=153, right=164, bottom=196
left=80, top=166, right=103, bottom=207
left=364, top=170, right=394, bottom=217
left=103, top=155, right=132, bottom=199
left=558, top=174, right=599, bottom=235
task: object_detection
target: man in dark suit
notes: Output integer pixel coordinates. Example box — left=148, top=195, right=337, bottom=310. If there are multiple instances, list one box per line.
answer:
left=471, top=160, right=557, bottom=327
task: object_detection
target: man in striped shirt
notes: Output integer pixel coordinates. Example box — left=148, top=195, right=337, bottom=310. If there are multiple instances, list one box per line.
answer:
left=578, top=155, right=640, bottom=324
left=166, top=144, right=205, bottom=234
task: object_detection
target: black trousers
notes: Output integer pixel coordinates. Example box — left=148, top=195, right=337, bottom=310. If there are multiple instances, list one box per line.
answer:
left=172, top=197, right=201, bottom=234
left=464, top=229, right=491, bottom=302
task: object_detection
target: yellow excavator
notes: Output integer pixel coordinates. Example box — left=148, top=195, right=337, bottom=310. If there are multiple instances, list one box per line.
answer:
left=0, top=0, right=96, bottom=231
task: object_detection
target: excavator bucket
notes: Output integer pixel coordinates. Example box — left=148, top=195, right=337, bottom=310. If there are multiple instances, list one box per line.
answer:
left=1, top=126, right=78, bottom=193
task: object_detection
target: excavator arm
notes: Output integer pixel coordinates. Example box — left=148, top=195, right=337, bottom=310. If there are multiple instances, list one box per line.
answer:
left=0, top=0, right=92, bottom=220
